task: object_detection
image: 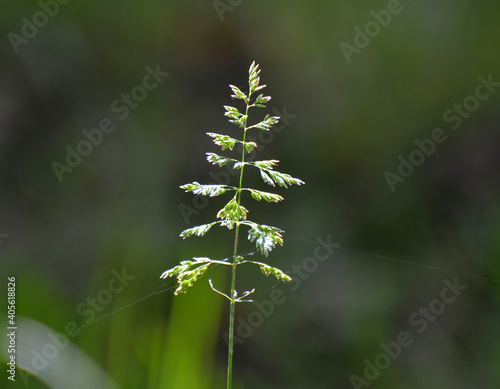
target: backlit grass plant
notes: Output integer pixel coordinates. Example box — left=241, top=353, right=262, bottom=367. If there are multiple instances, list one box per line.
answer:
left=160, top=62, right=304, bottom=389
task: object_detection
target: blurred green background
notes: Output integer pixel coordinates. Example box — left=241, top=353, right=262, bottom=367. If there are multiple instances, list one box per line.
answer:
left=1, top=1, right=499, bottom=388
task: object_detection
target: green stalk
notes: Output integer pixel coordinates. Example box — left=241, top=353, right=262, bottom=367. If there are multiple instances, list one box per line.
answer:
left=226, top=98, right=250, bottom=389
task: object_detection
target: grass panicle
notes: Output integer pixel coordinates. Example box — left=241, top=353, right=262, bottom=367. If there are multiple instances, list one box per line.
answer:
left=160, top=61, right=304, bottom=388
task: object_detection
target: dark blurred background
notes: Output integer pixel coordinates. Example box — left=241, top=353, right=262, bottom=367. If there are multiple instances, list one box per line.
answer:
left=1, top=1, right=499, bottom=388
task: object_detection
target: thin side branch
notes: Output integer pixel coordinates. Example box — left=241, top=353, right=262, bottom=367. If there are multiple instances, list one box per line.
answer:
left=235, top=288, right=255, bottom=302
left=208, top=279, right=232, bottom=301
